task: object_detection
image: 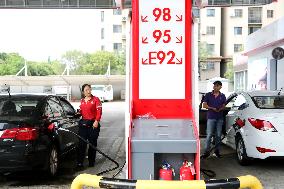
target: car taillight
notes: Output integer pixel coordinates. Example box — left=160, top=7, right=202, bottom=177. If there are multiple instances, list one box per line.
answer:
left=0, top=127, right=38, bottom=141
left=248, top=118, right=277, bottom=132
left=0, top=128, right=18, bottom=139
left=256, top=147, right=276, bottom=153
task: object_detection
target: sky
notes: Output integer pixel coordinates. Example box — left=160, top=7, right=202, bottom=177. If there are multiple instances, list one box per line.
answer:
left=0, top=9, right=101, bottom=62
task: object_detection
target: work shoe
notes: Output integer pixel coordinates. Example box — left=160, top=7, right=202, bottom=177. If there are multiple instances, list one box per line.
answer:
left=214, top=152, right=222, bottom=158
left=201, top=152, right=210, bottom=159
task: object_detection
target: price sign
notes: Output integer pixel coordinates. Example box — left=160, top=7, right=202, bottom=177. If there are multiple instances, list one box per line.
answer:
left=138, top=0, right=187, bottom=99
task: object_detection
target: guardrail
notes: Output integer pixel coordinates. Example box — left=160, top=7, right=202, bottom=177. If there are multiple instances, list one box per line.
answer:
left=71, top=174, right=263, bottom=189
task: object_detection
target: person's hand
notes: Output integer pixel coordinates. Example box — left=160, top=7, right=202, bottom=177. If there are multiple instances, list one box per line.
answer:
left=211, top=107, right=218, bottom=112
left=93, top=121, right=99, bottom=128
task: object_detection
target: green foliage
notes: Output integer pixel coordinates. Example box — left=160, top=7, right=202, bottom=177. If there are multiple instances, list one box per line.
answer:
left=27, top=61, right=65, bottom=76
left=62, top=50, right=126, bottom=75
left=199, top=41, right=209, bottom=61
left=224, top=61, right=234, bottom=82
left=0, top=53, right=25, bottom=75
left=0, top=50, right=126, bottom=76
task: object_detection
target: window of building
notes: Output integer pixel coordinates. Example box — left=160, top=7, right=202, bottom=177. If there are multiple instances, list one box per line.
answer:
left=113, top=9, right=122, bottom=15
left=101, top=45, right=105, bottom=51
left=234, top=9, right=243, bottom=17
left=101, top=11, right=104, bottom=22
left=206, top=44, right=215, bottom=55
left=206, top=26, right=215, bottom=35
left=235, top=70, right=248, bottom=92
left=101, top=28, right=104, bottom=39
left=207, top=9, right=215, bottom=17
left=207, top=62, right=215, bottom=69
left=192, top=8, right=200, bottom=18
left=113, top=43, right=122, bottom=51
left=234, top=44, right=243, bottom=52
left=234, top=27, right=242, bottom=35
left=248, top=7, right=262, bottom=23
left=201, top=62, right=215, bottom=70
left=113, top=25, right=122, bottom=33
left=267, top=10, right=273, bottom=18
left=248, top=26, right=261, bottom=34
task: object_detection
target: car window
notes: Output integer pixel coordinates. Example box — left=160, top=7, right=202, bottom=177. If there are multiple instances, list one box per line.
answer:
left=0, top=98, right=40, bottom=118
left=47, top=97, right=64, bottom=118
left=44, top=104, right=54, bottom=118
left=252, top=96, right=284, bottom=109
left=60, top=99, right=75, bottom=115
left=232, top=95, right=247, bottom=110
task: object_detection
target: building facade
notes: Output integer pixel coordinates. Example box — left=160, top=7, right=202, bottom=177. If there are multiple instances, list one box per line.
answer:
left=98, top=9, right=128, bottom=53
left=197, top=0, right=284, bottom=83
left=233, top=1, right=284, bottom=91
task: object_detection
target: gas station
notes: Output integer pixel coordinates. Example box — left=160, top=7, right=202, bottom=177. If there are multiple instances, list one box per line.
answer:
left=0, top=0, right=279, bottom=188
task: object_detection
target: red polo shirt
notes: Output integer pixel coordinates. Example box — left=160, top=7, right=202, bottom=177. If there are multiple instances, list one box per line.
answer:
left=79, top=96, right=102, bottom=121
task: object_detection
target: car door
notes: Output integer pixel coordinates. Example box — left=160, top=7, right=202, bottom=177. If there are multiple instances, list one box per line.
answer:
left=59, top=98, right=79, bottom=149
left=46, top=97, right=71, bottom=153
left=226, top=94, right=248, bottom=146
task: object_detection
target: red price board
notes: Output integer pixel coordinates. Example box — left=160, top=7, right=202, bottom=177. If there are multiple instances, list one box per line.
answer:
left=136, top=0, right=190, bottom=99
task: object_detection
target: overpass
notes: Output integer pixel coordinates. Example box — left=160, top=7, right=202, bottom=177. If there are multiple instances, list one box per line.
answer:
left=0, top=0, right=274, bottom=9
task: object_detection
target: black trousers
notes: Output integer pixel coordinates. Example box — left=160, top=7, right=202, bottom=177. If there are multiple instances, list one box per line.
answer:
left=77, top=119, right=100, bottom=165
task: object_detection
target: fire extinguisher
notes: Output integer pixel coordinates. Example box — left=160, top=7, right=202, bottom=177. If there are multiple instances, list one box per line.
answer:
left=180, top=160, right=195, bottom=180
left=159, top=162, right=175, bottom=180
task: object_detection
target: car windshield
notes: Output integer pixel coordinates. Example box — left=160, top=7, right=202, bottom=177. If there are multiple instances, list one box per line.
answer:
left=0, top=97, right=40, bottom=120
left=252, top=96, right=284, bottom=109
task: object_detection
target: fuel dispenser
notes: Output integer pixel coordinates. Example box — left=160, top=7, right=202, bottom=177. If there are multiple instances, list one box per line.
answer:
left=125, top=0, right=200, bottom=180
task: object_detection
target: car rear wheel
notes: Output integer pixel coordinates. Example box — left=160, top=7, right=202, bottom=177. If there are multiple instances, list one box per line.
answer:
left=236, top=136, right=252, bottom=166
left=47, top=146, right=59, bottom=176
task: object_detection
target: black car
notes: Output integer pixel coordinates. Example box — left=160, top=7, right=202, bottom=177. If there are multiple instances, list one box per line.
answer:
left=0, top=94, right=79, bottom=176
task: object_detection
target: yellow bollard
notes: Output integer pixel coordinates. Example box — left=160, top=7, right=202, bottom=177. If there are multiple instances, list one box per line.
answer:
left=238, top=175, right=263, bottom=189
left=71, top=174, right=102, bottom=189
left=70, top=174, right=263, bottom=189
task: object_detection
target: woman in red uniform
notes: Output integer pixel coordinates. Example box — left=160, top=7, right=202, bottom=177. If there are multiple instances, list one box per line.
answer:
left=77, top=84, right=102, bottom=168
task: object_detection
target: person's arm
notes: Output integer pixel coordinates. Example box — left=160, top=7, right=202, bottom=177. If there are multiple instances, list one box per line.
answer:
left=202, top=93, right=217, bottom=111
left=217, top=95, right=227, bottom=111
left=93, top=98, right=102, bottom=128
left=203, top=102, right=217, bottom=111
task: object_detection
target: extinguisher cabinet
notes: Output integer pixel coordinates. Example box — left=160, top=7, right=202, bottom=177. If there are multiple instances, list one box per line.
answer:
left=127, top=0, right=200, bottom=180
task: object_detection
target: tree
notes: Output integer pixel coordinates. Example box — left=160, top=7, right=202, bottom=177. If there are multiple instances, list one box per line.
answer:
left=61, top=50, right=84, bottom=70
left=67, top=50, right=126, bottom=75
left=224, top=61, right=234, bottom=82
left=0, top=53, right=25, bottom=75
left=199, top=41, right=209, bottom=62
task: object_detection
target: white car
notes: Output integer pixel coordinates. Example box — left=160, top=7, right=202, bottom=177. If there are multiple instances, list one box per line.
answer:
left=224, top=90, right=284, bottom=165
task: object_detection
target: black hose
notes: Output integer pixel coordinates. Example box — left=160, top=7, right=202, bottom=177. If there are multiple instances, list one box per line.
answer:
left=200, top=124, right=237, bottom=178
left=58, top=128, right=120, bottom=176
left=112, top=161, right=126, bottom=178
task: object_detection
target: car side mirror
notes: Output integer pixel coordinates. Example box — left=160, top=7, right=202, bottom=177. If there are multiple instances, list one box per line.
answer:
left=238, top=103, right=249, bottom=110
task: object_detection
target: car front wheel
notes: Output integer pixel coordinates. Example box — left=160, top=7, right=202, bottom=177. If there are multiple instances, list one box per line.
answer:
left=236, top=136, right=252, bottom=166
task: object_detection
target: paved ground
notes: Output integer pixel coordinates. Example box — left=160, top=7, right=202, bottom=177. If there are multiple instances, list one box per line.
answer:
left=200, top=140, right=284, bottom=189
left=0, top=101, right=284, bottom=188
left=0, top=101, right=126, bottom=189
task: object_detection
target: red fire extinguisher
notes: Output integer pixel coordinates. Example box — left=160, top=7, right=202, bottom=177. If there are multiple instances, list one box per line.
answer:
left=180, top=160, right=195, bottom=180
left=159, top=162, right=175, bottom=180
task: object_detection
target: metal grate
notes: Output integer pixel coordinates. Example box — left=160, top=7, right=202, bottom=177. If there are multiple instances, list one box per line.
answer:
left=0, top=0, right=117, bottom=8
